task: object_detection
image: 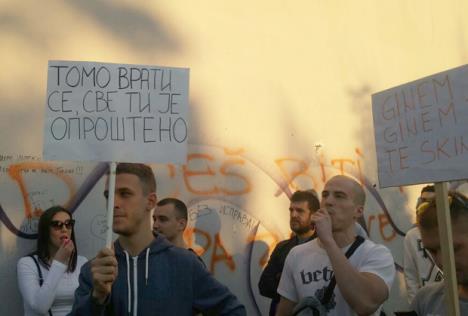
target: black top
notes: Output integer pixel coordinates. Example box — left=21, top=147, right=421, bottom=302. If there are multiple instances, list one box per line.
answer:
left=258, top=234, right=316, bottom=304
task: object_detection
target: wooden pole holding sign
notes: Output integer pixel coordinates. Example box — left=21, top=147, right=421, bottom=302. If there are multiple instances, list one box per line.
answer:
left=434, top=182, right=460, bottom=316
left=106, top=162, right=117, bottom=248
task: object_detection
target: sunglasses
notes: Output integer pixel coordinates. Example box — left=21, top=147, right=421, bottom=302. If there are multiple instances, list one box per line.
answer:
left=416, top=193, right=468, bottom=215
left=50, top=219, right=75, bottom=230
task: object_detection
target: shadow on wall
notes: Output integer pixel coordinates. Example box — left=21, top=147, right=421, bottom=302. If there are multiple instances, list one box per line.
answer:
left=0, top=97, right=45, bottom=155
left=0, top=0, right=184, bottom=155
left=188, top=200, right=266, bottom=316
left=67, top=0, right=183, bottom=55
left=348, top=83, right=411, bottom=232
left=0, top=13, right=49, bottom=49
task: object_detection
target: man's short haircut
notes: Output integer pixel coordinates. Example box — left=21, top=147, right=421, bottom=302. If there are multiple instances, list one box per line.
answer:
left=157, top=198, right=188, bottom=221
left=348, top=177, right=366, bottom=206
left=421, top=185, right=435, bottom=194
left=290, top=190, right=320, bottom=212
left=417, top=191, right=468, bottom=230
left=115, top=163, right=156, bottom=194
left=329, top=175, right=366, bottom=206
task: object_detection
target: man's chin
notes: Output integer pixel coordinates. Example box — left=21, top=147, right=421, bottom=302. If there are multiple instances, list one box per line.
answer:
left=153, top=231, right=166, bottom=238
left=113, top=225, right=129, bottom=236
left=290, top=222, right=301, bottom=230
left=292, top=227, right=312, bottom=236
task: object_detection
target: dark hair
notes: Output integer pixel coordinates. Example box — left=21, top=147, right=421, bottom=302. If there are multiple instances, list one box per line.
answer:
left=157, top=198, right=188, bottom=221
left=290, top=190, right=320, bottom=212
left=34, top=206, right=78, bottom=272
left=421, top=185, right=435, bottom=194
left=115, top=163, right=156, bottom=194
left=418, top=191, right=468, bottom=230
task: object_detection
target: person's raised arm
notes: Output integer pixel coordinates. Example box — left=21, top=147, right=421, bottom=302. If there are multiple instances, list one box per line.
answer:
left=91, top=247, right=118, bottom=303
left=275, top=296, right=296, bottom=316
left=17, top=240, right=74, bottom=314
left=313, top=208, right=394, bottom=315
left=69, top=247, right=117, bottom=316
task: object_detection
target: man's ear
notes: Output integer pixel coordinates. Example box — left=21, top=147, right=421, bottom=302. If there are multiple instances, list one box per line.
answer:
left=147, top=192, right=157, bottom=211
left=354, top=205, right=364, bottom=219
left=177, top=218, right=187, bottom=232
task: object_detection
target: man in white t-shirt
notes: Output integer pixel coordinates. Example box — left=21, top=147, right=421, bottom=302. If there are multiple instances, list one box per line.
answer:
left=403, top=185, right=443, bottom=304
left=411, top=191, right=468, bottom=315
left=276, top=175, right=395, bottom=316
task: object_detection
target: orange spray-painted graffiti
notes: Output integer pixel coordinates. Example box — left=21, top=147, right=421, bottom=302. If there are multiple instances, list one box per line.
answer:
left=367, top=213, right=397, bottom=242
left=184, top=228, right=236, bottom=273
left=247, top=231, right=280, bottom=267
left=184, top=226, right=281, bottom=272
left=1, top=146, right=401, bottom=246
left=275, top=148, right=367, bottom=192
left=182, top=151, right=251, bottom=196
left=8, top=162, right=77, bottom=219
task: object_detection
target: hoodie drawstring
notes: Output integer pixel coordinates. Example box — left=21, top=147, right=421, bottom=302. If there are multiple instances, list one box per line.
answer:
left=145, top=248, right=150, bottom=286
left=124, top=250, right=131, bottom=315
left=122, top=247, right=151, bottom=315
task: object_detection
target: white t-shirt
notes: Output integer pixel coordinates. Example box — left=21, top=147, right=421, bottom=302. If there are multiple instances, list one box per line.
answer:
left=403, top=226, right=443, bottom=304
left=17, top=255, right=87, bottom=316
left=411, top=281, right=468, bottom=315
left=277, top=238, right=395, bottom=316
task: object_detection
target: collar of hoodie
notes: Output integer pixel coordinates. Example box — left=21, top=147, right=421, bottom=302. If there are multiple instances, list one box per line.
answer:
left=123, top=247, right=150, bottom=315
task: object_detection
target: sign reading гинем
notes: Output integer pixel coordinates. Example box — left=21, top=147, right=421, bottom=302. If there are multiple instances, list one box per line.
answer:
left=372, top=65, right=468, bottom=188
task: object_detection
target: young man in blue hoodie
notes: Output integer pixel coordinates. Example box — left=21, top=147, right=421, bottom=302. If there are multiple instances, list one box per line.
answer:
left=70, top=163, right=246, bottom=315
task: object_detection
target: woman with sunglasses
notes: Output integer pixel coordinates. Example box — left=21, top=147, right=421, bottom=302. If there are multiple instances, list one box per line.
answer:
left=17, top=206, right=87, bottom=316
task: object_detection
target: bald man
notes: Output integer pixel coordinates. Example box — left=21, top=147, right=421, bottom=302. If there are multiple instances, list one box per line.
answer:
left=275, top=175, right=395, bottom=316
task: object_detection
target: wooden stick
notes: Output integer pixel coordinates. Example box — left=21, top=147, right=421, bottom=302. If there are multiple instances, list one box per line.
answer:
left=434, top=182, right=460, bottom=316
left=105, top=162, right=116, bottom=248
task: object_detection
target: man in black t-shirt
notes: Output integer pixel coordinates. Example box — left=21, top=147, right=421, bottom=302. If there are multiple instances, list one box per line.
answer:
left=258, top=190, right=320, bottom=316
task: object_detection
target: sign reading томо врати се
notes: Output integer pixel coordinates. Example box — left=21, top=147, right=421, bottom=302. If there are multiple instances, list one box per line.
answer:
left=43, top=60, right=189, bottom=164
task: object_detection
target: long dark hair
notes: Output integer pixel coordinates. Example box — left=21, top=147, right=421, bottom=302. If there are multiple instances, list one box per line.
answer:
left=33, top=206, right=78, bottom=272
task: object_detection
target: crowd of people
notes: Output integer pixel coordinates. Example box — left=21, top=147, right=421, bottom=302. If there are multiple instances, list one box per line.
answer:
left=15, top=163, right=468, bottom=315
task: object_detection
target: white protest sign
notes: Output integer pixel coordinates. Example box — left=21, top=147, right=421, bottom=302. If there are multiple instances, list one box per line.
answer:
left=43, top=60, right=189, bottom=164
left=372, top=65, right=468, bottom=188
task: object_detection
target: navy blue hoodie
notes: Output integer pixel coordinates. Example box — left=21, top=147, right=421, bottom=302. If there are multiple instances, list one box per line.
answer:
left=69, top=235, right=246, bottom=315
